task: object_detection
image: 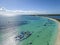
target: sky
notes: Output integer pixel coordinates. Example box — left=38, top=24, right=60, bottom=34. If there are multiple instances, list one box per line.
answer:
left=0, top=0, right=60, bottom=16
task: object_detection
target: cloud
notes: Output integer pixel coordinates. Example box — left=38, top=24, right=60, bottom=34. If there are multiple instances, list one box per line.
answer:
left=0, top=7, right=48, bottom=16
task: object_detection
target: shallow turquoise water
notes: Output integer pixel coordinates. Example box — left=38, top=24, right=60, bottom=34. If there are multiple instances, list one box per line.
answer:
left=0, top=16, right=58, bottom=45
left=17, top=16, right=58, bottom=45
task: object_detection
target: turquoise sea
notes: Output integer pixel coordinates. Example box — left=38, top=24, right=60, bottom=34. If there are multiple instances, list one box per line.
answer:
left=0, top=15, right=58, bottom=45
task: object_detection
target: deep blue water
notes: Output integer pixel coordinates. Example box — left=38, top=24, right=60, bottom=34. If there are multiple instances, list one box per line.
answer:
left=0, top=15, right=60, bottom=29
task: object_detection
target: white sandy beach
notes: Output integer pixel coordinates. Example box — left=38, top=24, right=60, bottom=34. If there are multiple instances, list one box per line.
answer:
left=54, top=21, right=60, bottom=45
left=48, top=17, right=60, bottom=45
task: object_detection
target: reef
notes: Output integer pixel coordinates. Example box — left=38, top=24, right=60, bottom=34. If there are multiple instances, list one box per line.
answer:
left=15, top=31, right=32, bottom=41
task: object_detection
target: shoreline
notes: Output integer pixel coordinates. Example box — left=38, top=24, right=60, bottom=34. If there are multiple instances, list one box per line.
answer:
left=55, top=21, right=60, bottom=45
left=47, top=17, right=60, bottom=45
